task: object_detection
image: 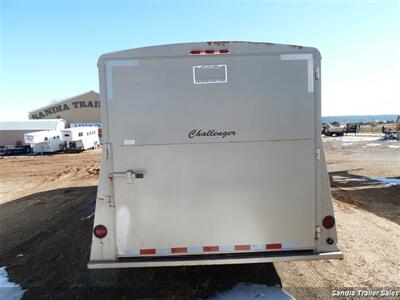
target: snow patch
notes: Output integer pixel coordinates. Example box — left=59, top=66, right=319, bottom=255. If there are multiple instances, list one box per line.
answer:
left=342, top=143, right=353, bottom=146
left=366, top=143, right=380, bottom=147
left=367, top=177, right=400, bottom=186
left=209, top=283, right=294, bottom=299
left=80, top=212, right=94, bottom=220
left=325, top=135, right=384, bottom=142
left=0, top=267, right=25, bottom=300
left=387, top=145, right=400, bottom=149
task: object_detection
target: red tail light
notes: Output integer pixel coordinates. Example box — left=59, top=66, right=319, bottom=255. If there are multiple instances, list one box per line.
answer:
left=94, top=224, right=107, bottom=238
left=190, top=49, right=230, bottom=55
left=322, top=216, right=335, bottom=229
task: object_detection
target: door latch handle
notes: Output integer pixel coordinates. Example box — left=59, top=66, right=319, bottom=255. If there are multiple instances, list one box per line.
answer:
left=125, top=171, right=144, bottom=179
left=126, top=171, right=143, bottom=184
left=109, top=170, right=144, bottom=183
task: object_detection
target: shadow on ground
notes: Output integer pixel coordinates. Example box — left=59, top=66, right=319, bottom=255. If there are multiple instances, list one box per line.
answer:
left=0, top=186, right=282, bottom=299
left=329, top=170, right=400, bottom=225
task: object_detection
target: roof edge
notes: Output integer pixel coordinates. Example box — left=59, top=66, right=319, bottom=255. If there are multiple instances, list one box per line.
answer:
left=98, top=41, right=320, bottom=64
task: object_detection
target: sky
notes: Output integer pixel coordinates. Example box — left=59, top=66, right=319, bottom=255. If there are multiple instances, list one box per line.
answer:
left=0, top=0, right=399, bottom=120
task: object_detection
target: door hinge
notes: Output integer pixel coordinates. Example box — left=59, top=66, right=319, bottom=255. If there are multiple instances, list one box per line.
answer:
left=106, top=195, right=115, bottom=207
left=315, top=226, right=321, bottom=239
left=315, top=67, right=320, bottom=80
left=315, top=148, right=321, bottom=160
left=105, top=143, right=110, bottom=160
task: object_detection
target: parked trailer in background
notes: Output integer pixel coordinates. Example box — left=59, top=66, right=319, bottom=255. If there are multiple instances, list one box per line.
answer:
left=382, top=116, right=400, bottom=140
left=345, top=123, right=360, bottom=135
left=24, top=130, right=63, bottom=153
left=324, top=123, right=345, bottom=136
left=397, top=116, right=400, bottom=140
left=61, top=127, right=100, bottom=150
left=71, top=122, right=103, bottom=141
left=0, top=119, right=66, bottom=155
left=89, top=42, right=343, bottom=269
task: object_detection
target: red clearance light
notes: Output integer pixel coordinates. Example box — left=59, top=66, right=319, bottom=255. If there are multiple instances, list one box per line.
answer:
left=190, top=50, right=201, bottom=55
left=322, top=216, right=335, bottom=229
left=94, top=224, right=107, bottom=238
left=205, top=49, right=215, bottom=54
left=219, top=49, right=230, bottom=54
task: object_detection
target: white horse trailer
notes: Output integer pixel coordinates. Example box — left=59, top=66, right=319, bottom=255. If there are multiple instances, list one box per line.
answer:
left=0, top=119, right=66, bottom=154
left=24, top=130, right=63, bottom=154
left=61, top=127, right=99, bottom=150
left=89, top=42, right=343, bottom=269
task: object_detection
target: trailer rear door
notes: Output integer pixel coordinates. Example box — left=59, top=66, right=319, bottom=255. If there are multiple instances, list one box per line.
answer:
left=106, top=52, right=316, bottom=257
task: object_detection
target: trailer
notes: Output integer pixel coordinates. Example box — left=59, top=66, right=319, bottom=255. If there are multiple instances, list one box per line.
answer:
left=382, top=116, right=400, bottom=140
left=345, top=123, right=360, bottom=135
left=0, top=119, right=66, bottom=154
left=71, top=122, right=103, bottom=141
left=24, top=130, right=63, bottom=153
left=0, top=146, right=31, bottom=156
left=397, top=115, right=400, bottom=140
left=382, top=126, right=397, bottom=140
left=324, top=123, right=345, bottom=136
left=61, top=127, right=100, bottom=150
left=88, top=42, right=343, bottom=269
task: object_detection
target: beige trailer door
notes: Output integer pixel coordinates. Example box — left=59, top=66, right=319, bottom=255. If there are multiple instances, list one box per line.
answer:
left=106, top=53, right=317, bottom=257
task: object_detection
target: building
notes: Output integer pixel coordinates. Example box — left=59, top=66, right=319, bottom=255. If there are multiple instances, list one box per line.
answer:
left=29, top=91, right=100, bottom=127
left=0, top=119, right=66, bottom=148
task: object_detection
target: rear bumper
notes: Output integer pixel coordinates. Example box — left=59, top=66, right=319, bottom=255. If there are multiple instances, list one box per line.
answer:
left=88, top=250, right=343, bottom=269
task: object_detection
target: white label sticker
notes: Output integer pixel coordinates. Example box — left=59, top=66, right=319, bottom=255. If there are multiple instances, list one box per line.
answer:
left=123, top=139, right=135, bottom=145
left=193, top=64, right=227, bottom=84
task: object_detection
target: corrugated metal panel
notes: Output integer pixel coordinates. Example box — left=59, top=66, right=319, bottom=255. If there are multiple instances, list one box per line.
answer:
left=0, top=119, right=66, bottom=130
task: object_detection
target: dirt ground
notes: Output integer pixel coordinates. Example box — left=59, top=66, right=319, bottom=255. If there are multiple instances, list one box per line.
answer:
left=0, top=136, right=399, bottom=299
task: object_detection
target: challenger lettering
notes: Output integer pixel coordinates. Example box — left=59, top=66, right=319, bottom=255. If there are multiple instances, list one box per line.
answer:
left=188, top=129, right=236, bottom=139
